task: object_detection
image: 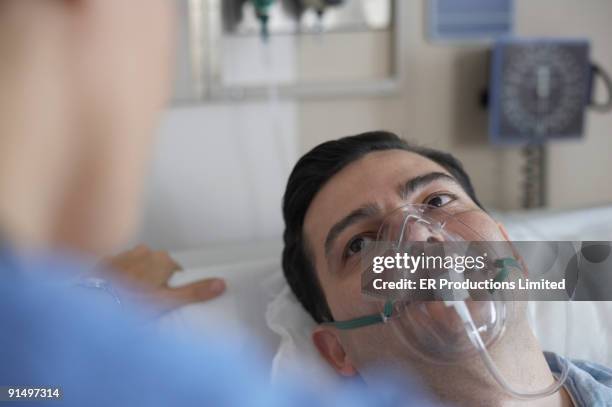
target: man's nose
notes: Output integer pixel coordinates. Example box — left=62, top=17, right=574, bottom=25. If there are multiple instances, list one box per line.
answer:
left=400, top=216, right=446, bottom=243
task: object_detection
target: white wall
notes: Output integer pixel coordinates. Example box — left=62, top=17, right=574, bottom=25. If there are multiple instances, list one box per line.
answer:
left=299, top=0, right=612, bottom=210
left=134, top=102, right=297, bottom=251
left=136, top=0, right=612, bottom=250
left=135, top=23, right=300, bottom=251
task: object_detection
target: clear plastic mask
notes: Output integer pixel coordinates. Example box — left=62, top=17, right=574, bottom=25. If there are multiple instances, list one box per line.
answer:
left=326, top=203, right=569, bottom=400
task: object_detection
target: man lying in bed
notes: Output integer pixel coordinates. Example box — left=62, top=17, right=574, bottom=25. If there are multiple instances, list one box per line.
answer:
left=281, top=131, right=612, bottom=406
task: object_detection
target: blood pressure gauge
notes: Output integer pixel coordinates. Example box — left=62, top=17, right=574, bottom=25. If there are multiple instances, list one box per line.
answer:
left=489, top=39, right=592, bottom=144
left=486, top=38, right=612, bottom=208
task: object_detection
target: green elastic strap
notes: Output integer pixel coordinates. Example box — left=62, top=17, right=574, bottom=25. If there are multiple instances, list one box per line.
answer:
left=489, top=257, right=520, bottom=293
left=328, top=258, right=521, bottom=329
left=326, top=300, right=394, bottom=330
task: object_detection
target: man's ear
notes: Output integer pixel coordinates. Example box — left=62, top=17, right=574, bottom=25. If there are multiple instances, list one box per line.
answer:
left=312, top=326, right=357, bottom=376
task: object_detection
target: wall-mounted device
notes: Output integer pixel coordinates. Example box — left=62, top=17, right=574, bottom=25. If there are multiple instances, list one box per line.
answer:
left=488, top=38, right=612, bottom=144
left=223, top=0, right=386, bottom=37
left=429, top=0, right=514, bottom=43
left=486, top=38, right=612, bottom=208
left=282, top=0, right=347, bottom=31
left=224, top=0, right=346, bottom=40
left=252, top=0, right=276, bottom=40
left=172, top=0, right=400, bottom=103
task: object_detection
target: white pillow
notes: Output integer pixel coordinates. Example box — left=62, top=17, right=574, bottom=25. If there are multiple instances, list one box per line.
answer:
left=266, top=207, right=612, bottom=381
left=493, top=206, right=612, bottom=241
left=528, top=302, right=612, bottom=365
left=266, top=278, right=341, bottom=386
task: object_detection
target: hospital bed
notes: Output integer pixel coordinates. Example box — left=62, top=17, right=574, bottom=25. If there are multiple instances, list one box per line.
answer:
left=158, top=205, right=612, bottom=383
left=142, top=114, right=612, bottom=383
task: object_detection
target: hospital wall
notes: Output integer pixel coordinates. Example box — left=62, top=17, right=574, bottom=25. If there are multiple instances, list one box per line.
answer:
left=299, top=0, right=612, bottom=210
left=137, top=0, right=612, bottom=250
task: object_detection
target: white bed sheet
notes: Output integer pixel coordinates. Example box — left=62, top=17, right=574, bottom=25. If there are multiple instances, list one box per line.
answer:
left=157, top=241, right=284, bottom=370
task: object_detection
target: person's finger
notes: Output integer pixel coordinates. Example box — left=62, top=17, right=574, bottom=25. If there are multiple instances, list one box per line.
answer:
left=154, top=250, right=182, bottom=271
left=155, top=250, right=182, bottom=270
left=158, top=278, right=226, bottom=311
left=133, top=244, right=150, bottom=254
left=102, top=244, right=150, bottom=266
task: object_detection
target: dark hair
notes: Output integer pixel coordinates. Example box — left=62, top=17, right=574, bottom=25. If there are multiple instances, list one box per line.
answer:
left=281, top=131, right=482, bottom=323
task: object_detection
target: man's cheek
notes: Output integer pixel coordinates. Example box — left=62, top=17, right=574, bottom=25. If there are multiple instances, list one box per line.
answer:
left=339, top=322, right=409, bottom=369
left=457, top=211, right=506, bottom=241
left=329, top=274, right=372, bottom=320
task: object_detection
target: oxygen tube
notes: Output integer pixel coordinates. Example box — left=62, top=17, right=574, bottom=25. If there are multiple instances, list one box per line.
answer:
left=445, top=300, right=570, bottom=400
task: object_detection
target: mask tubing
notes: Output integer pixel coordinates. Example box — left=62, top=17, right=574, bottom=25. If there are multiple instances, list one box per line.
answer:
left=448, top=301, right=569, bottom=400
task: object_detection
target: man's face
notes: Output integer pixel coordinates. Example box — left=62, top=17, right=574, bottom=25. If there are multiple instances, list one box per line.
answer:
left=303, top=150, right=509, bottom=378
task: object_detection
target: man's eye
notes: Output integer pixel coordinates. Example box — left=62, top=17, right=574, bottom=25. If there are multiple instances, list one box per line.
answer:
left=425, top=193, right=456, bottom=208
left=345, top=236, right=375, bottom=258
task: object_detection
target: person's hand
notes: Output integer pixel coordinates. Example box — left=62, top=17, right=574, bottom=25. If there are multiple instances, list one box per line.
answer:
left=98, top=245, right=226, bottom=314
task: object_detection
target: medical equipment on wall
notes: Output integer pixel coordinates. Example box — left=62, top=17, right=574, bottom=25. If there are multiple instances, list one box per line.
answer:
left=223, top=0, right=379, bottom=37
left=238, top=0, right=346, bottom=40
left=487, top=38, right=612, bottom=208
left=326, top=203, right=576, bottom=400
left=285, top=0, right=345, bottom=21
left=248, top=0, right=347, bottom=39
left=220, top=0, right=278, bottom=41
left=252, top=0, right=276, bottom=40
left=172, top=0, right=399, bottom=103
left=428, top=0, right=514, bottom=43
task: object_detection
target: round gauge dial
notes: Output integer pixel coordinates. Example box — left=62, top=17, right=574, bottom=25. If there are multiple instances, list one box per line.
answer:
left=500, top=44, right=588, bottom=138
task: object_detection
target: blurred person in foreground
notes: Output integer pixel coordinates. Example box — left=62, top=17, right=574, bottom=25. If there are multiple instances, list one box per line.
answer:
left=0, top=1, right=433, bottom=406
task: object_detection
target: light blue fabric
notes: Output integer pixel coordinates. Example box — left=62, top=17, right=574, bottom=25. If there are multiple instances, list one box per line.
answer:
left=0, top=248, right=437, bottom=407
left=546, top=351, right=612, bottom=407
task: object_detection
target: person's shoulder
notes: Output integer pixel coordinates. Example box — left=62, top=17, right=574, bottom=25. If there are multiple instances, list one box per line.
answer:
left=570, top=359, right=612, bottom=388
left=564, top=357, right=612, bottom=406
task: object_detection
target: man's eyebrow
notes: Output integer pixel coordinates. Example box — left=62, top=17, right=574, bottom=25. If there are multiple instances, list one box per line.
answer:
left=324, top=203, right=380, bottom=257
left=398, top=172, right=459, bottom=200
left=322, top=172, right=457, bottom=259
